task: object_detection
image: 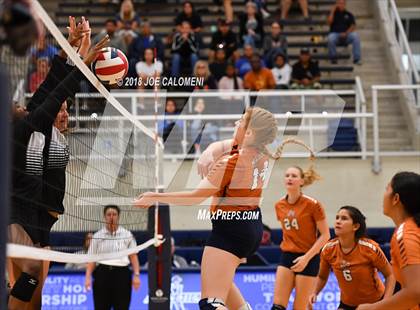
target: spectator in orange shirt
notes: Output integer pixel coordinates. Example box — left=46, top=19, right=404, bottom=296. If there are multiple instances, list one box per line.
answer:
left=310, top=206, right=395, bottom=310
left=357, top=172, right=420, bottom=310
left=244, top=55, right=275, bottom=91
left=272, top=164, right=330, bottom=310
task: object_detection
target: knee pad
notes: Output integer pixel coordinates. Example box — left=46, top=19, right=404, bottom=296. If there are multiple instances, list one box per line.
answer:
left=238, top=302, right=253, bottom=310
left=271, top=305, right=286, bottom=310
left=10, top=272, right=39, bottom=302
left=199, top=298, right=226, bottom=310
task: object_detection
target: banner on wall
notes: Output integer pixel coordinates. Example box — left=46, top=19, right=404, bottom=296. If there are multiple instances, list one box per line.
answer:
left=42, top=271, right=342, bottom=310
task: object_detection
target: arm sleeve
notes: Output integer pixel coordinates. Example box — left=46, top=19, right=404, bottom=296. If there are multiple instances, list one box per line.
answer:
left=128, top=232, right=137, bottom=248
left=372, top=244, right=390, bottom=270
left=312, top=201, right=326, bottom=222
left=172, top=34, right=182, bottom=52
left=399, top=229, right=420, bottom=268
left=87, top=235, right=98, bottom=255
left=27, top=55, right=73, bottom=112
left=26, top=68, right=83, bottom=133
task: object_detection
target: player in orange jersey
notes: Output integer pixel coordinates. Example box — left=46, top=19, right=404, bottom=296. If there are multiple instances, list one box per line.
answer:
left=136, top=107, right=295, bottom=310
left=357, top=171, right=420, bottom=310
left=272, top=165, right=330, bottom=310
left=309, top=206, right=395, bottom=310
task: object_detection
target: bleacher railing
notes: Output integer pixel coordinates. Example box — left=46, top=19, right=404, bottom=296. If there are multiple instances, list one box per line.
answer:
left=69, top=89, right=381, bottom=166
left=383, top=0, right=420, bottom=106
left=371, top=84, right=420, bottom=173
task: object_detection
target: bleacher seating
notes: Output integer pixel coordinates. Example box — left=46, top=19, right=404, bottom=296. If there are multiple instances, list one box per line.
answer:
left=54, top=0, right=355, bottom=89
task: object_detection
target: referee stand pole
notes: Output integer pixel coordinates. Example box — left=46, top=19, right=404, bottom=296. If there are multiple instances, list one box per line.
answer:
left=0, top=64, right=11, bottom=310
left=148, top=203, right=171, bottom=309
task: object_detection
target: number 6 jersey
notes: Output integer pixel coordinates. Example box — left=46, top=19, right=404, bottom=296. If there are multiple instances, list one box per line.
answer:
left=319, top=237, right=389, bottom=306
left=275, top=195, right=326, bottom=253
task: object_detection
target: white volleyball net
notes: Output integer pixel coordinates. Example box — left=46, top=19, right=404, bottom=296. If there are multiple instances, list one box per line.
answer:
left=6, top=0, right=163, bottom=265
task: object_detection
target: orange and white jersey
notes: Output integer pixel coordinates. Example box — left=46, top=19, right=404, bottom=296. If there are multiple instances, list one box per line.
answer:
left=206, top=147, right=269, bottom=213
left=275, top=195, right=326, bottom=253
left=319, top=238, right=389, bottom=306
left=390, top=217, right=420, bottom=310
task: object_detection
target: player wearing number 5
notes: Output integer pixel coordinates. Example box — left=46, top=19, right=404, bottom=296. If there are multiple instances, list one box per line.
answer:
left=272, top=165, right=330, bottom=310
left=310, top=206, right=395, bottom=310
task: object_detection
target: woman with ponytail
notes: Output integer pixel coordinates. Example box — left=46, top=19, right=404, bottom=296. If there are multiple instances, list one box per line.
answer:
left=135, top=107, right=297, bottom=310
left=271, top=143, right=330, bottom=310
left=357, top=171, right=420, bottom=310
left=310, top=206, right=395, bottom=310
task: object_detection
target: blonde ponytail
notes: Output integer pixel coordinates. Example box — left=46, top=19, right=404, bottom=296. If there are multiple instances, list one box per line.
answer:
left=271, top=138, right=320, bottom=186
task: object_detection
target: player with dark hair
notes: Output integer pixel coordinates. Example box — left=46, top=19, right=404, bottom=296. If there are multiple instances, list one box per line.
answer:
left=310, top=206, right=395, bottom=310
left=357, top=172, right=420, bottom=310
left=8, top=18, right=109, bottom=309
left=85, top=204, right=141, bottom=310
left=272, top=163, right=330, bottom=310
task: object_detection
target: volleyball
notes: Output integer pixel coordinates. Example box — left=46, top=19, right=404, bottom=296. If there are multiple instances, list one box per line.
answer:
left=91, top=47, right=128, bottom=85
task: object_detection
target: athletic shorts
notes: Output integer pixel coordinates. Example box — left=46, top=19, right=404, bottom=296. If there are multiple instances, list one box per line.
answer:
left=278, top=252, right=320, bottom=277
left=10, top=204, right=58, bottom=247
left=206, top=208, right=263, bottom=259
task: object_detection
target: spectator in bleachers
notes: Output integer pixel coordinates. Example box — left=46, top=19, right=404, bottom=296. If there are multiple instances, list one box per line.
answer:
left=190, top=98, right=219, bottom=154
left=171, top=21, right=199, bottom=77
left=171, top=237, right=189, bottom=268
left=116, top=0, right=140, bottom=31
left=291, top=48, right=321, bottom=89
left=116, top=0, right=140, bottom=46
left=327, top=0, right=361, bottom=65
left=218, top=62, right=244, bottom=100
left=136, top=48, right=163, bottom=89
left=209, top=48, right=228, bottom=81
left=128, top=20, right=164, bottom=63
left=191, top=60, right=218, bottom=90
left=64, top=232, right=93, bottom=270
left=29, top=57, right=50, bottom=93
left=209, top=19, right=238, bottom=62
left=244, top=55, right=276, bottom=91
left=263, top=21, right=288, bottom=68
left=272, top=53, right=291, bottom=89
left=30, top=35, right=58, bottom=65
left=280, top=0, right=309, bottom=20
left=158, top=99, right=183, bottom=153
left=235, top=44, right=263, bottom=78
left=239, top=2, right=264, bottom=48
left=175, top=1, right=203, bottom=34
left=93, top=19, right=127, bottom=54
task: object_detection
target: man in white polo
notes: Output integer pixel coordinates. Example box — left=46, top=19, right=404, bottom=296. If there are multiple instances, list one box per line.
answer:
left=85, top=205, right=140, bottom=310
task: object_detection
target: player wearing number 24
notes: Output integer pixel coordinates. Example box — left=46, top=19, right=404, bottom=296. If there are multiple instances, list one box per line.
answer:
left=309, top=206, right=395, bottom=310
left=272, top=166, right=330, bottom=310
